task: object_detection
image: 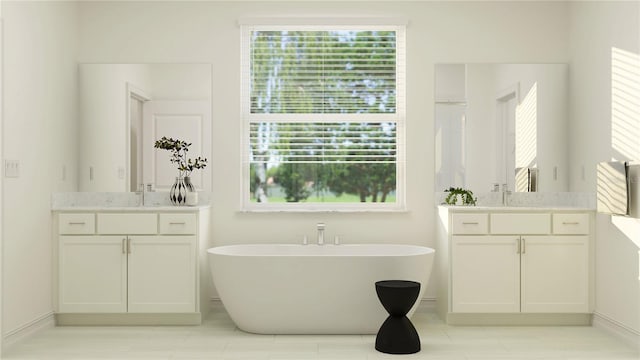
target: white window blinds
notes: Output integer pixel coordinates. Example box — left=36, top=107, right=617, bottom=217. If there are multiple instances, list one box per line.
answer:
left=249, top=122, right=397, bottom=164
left=242, top=25, right=405, bottom=209
left=249, top=30, right=399, bottom=114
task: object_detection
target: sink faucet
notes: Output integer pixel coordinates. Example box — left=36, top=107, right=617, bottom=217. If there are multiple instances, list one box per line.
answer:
left=502, top=183, right=511, bottom=206
left=317, top=223, right=325, bottom=245
left=137, top=183, right=146, bottom=206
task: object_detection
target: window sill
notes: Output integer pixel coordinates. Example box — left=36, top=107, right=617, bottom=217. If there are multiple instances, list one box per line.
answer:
left=239, top=205, right=408, bottom=213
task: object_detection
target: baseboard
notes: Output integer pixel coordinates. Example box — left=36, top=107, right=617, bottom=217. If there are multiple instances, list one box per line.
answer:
left=446, top=312, right=592, bottom=326
left=2, top=312, right=55, bottom=354
left=417, top=297, right=436, bottom=313
left=592, top=311, right=640, bottom=351
left=210, top=297, right=224, bottom=310
left=55, top=312, right=202, bottom=326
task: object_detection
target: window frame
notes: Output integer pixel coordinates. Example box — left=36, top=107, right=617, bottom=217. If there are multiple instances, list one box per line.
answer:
left=240, top=23, right=406, bottom=212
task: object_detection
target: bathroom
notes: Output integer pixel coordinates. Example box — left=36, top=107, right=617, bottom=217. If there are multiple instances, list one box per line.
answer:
left=1, top=0, right=639, bottom=358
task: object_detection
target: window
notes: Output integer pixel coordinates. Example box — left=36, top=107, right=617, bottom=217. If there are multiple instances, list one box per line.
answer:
left=241, top=24, right=406, bottom=211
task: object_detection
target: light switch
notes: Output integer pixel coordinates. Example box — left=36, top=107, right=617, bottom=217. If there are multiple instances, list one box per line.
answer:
left=117, top=166, right=125, bottom=180
left=4, top=159, right=20, bottom=178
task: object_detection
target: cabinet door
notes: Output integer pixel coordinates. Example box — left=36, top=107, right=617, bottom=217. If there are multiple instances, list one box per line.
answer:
left=451, top=236, right=521, bottom=312
left=521, top=236, right=589, bottom=313
left=127, top=236, right=197, bottom=313
left=59, top=236, right=127, bottom=313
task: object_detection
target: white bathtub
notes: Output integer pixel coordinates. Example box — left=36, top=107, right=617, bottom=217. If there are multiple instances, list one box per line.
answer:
left=207, top=244, right=435, bottom=334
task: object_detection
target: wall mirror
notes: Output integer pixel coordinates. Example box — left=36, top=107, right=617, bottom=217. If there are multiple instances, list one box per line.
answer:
left=78, top=63, right=212, bottom=192
left=434, top=63, right=569, bottom=193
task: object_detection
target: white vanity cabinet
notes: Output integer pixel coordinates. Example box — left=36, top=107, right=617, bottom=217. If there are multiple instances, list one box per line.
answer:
left=451, top=235, right=521, bottom=313
left=59, top=235, right=127, bottom=313
left=126, top=235, right=196, bottom=313
left=437, top=207, right=593, bottom=325
left=54, top=208, right=211, bottom=325
left=520, top=234, right=589, bottom=313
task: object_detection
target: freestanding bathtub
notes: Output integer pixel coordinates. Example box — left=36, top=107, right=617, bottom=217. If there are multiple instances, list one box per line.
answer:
left=207, top=244, right=435, bottom=334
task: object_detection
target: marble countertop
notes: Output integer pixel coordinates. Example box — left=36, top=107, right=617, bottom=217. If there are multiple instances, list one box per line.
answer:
left=435, top=192, right=597, bottom=211
left=52, top=205, right=211, bottom=212
left=438, top=205, right=596, bottom=212
left=51, top=192, right=211, bottom=212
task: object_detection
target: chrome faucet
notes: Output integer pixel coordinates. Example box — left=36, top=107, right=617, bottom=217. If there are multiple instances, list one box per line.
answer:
left=502, top=183, right=511, bottom=206
left=317, top=223, right=325, bottom=245
left=137, top=183, right=146, bottom=206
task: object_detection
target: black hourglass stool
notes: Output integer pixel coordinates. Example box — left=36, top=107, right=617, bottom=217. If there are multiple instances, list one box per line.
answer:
left=375, top=280, right=421, bottom=354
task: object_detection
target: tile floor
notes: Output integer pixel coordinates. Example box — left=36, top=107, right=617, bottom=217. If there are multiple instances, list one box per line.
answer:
left=2, top=309, right=638, bottom=360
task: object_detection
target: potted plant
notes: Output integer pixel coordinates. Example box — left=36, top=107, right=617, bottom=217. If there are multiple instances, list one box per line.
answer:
left=154, top=136, right=208, bottom=205
left=443, top=187, right=477, bottom=206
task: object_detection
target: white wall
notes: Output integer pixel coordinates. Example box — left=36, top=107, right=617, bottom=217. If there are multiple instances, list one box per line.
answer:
left=568, top=1, right=640, bottom=339
left=147, top=64, right=211, bottom=101
left=11, top=0, right=639, bottom=344
left=75, top=0, right=571, bottom=301
left=2, top=0, right=78, bottom=340
left=1, top=0, right=578, bottom=345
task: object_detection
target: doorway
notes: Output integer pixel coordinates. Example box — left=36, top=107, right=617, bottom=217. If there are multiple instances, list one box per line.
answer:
left=495, top=84, right=519, bottom=191
left=126, top=84, right=150, bottom=192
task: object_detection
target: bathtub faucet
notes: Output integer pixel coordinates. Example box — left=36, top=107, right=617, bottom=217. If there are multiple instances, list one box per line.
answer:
left=317, top=223, right=325, bottom=245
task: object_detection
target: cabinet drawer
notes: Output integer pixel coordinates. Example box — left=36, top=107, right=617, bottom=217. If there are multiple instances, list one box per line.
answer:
left=553, top=213, right=590, bottom=234
left=491, top=213, right=550, bottom=234
left=159, top=214, right=196, bottom=234
left=97, top=213, right=158, bottom=234
left=451, top=214, right=489, bottom=234
left=59, top=213, right=95, bottom=234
